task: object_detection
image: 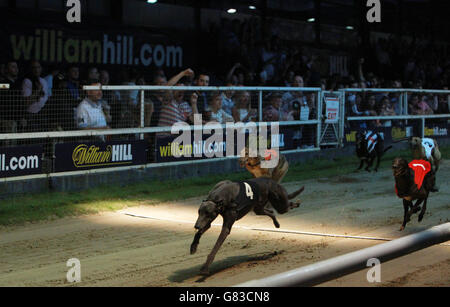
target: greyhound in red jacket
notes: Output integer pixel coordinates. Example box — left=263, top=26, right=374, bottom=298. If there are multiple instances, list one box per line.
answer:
left=392, top=157, right=435, bottom=231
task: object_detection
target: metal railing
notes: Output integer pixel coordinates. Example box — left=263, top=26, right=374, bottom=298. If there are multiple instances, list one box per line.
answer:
left=235, top=223, right=450, bottom=287
left=339, top=88, right=450, bottom=143
left=0, top=86, right=449, bottom=182
left=0, top=86, right=322, bottom=181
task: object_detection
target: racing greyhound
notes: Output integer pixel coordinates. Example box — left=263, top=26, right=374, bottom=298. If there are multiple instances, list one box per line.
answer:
left=190, top=177, right=304, bottom=275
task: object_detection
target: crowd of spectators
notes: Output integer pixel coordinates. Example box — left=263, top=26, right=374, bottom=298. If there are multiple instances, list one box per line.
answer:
left=0, top=19, right=449, bottom=141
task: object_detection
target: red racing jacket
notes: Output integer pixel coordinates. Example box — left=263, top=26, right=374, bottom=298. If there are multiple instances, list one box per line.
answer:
left=395, top=160, right=431, bottom=197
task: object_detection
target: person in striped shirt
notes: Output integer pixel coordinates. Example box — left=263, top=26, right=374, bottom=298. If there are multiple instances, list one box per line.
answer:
left=157, top=91, right=200, bottom=136
left=158, top=92, right=187, bottom=128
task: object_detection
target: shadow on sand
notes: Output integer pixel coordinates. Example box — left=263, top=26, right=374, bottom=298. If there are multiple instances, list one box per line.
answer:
left=168, top=250, right=283, bottom=283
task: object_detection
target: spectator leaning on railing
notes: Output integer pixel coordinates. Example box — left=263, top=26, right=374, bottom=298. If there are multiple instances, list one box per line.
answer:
left=281, top=75, right=306, bottom=114
left=207, top=92, right=234, bottom=124
left=76, top=82, right=110, bottom=132
left=409, top=94, right=434, bottom=115
left=174, top=81, right=200, bottom=124
left=263, top=92, right=294, bottom=122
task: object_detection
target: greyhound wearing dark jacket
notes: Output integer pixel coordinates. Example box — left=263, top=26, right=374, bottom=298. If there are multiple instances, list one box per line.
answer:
left=190, top=177, right=304, bottom=275
left=356, top=130, right=392, bottom=172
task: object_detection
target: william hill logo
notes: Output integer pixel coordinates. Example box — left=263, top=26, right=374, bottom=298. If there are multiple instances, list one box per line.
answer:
left=72, top=144, right=133, bottom=168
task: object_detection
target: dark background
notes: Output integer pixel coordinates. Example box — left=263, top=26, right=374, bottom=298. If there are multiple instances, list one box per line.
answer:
left=1, top=0, right=449, bottom=85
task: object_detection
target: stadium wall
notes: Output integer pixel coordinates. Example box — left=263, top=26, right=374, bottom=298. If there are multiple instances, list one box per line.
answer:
left=0, top=144, right=357, bottom=197
left=2, top=137, right=449, bottom=198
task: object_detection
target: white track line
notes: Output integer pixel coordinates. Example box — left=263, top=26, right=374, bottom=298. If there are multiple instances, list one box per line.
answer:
left=122, top=212, right=450, bottom=246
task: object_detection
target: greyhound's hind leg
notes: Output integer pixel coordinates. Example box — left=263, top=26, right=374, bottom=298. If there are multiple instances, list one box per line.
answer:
left=254, top=206, right=280, bottom=228
left=365, top=157, right=374, bottom=172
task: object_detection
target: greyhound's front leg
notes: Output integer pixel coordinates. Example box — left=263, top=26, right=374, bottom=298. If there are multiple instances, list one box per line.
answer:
left=418, top=198, right=427, bottom=222
left=200, top=213, right=236, bottom=275
left=411, top=199, right=424, bottom=214
left=365, top=157, right=374, bottom=172
left=400, top=199, right=412, bottom=231
left=374, top=155, right=381, bottom=172
left=357, top=159, right=364, bottom=171
left=190, top=225, right=210, bottom=255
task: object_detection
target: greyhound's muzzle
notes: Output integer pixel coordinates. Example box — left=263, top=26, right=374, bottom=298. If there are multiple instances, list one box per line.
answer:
left=194, top=217, right=209, bottom=230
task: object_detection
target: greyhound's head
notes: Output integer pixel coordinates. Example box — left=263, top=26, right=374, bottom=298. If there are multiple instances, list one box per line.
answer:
left=409, top=137, right=421, bottom=150
left=355, top=131, right=366, bottom=150
left=194, top=200, right=224, bottom=230
left=392, top=157, right=408, bottom=177
left=238, top=147, right=261, bottom=168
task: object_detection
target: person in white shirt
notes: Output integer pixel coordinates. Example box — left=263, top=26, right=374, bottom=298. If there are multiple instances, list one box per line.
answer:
left=76, top=82, right=110, bottom=131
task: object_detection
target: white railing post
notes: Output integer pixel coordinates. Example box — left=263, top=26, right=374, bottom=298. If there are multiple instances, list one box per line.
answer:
left=339, top=90, right=345, bottom=147
left=140, top=90, right=145, bottom=140
left=399, top=90, right=403, bottom=115
left=316, top=90, right=322, bottom=147
left=421, top=117, right=425, bottom=139
left=259, top=90, right=263, bottom=122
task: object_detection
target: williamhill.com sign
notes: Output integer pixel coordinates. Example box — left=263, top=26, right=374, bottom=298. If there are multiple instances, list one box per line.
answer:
left=54, top=141, right=148, bottom=172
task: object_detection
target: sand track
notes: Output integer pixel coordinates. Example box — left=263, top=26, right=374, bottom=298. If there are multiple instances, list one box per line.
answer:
left=0, top=160, right=449, bottom=287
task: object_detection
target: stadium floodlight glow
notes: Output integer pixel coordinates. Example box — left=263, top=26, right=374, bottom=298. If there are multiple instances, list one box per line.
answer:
left=346, top=26, right=354, bottom=30
left=147, top=0, right=158, bottom=3
left=307, top=18, right=315, bottom=22
left=227, top=8, right=237, bottom=14
left=249, top=5, right=256, bottom=10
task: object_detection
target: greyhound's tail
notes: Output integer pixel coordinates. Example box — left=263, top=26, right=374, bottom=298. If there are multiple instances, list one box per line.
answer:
left=383, top=145, right=393, bottom=153
left=392, top=137, right=410, bottom=144
left=288, top=186, right=305, bottom=199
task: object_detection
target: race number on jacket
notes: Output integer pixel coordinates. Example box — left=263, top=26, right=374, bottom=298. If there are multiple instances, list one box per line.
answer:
left=235, top=181, right=260, bottom=211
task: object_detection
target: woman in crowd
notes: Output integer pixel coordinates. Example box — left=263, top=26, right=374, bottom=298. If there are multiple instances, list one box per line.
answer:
left=379, top=95, right=396, bottom=127
left=207, top=93, right=234, bottom=124
left=232, top=90, right=257, bottom=122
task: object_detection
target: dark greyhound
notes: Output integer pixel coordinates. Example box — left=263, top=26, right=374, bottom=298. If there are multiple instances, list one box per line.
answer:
left=356, top=130, right=392, bottom=172
left=392, top=157, right=435, bottom=231
left=190, top=177, right=305, bottom=275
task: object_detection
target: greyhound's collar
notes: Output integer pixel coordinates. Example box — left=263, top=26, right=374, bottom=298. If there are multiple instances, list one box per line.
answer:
left=246, top=159, right=261, bottom=167
left=247, top=161, right=261, bottom=167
